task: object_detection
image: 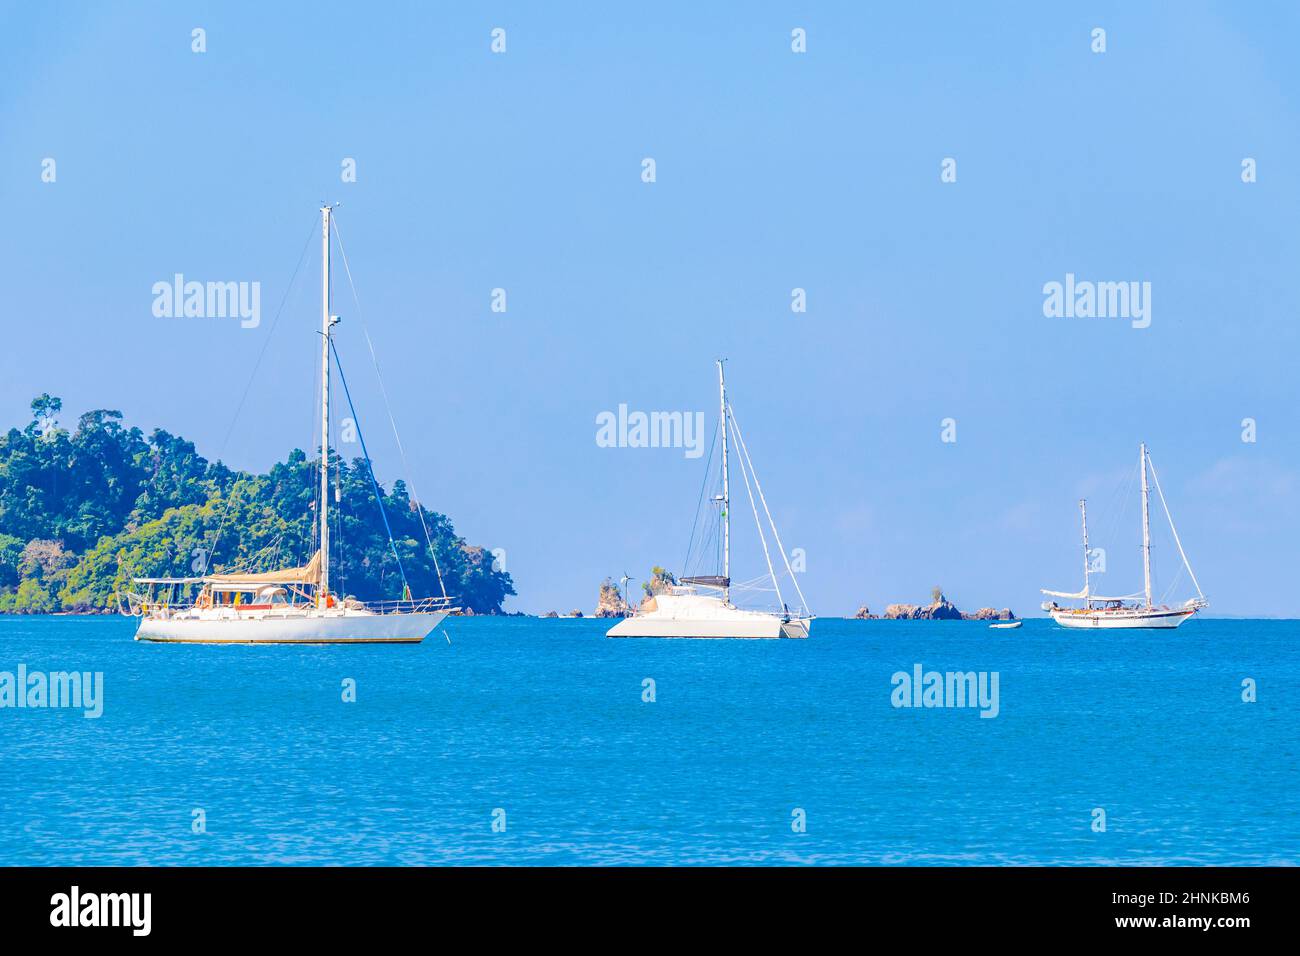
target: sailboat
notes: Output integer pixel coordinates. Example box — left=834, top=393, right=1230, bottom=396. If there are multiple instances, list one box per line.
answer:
left=1041, top=443, right=1207, bottom=629
left=124, top=206, right=455, bottom=643
left=606, top=362, right=812, bottom=639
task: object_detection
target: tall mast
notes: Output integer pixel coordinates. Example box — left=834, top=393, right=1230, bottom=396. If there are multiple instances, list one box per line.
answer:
left=319, top=204, right=333, bottom=608
left=1139, top=442, right=1152, bottom=608
left=717, top=360, right=729, bottom=604
left=1079, top=499, right=1091, bottom=609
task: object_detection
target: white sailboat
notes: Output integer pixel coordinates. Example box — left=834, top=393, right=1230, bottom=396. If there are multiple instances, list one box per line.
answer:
left=125, top=206, right=454, bottom=643
left=1041, top=443, right=1207, bottom=630
left=607, top=362, right=812, bottom=639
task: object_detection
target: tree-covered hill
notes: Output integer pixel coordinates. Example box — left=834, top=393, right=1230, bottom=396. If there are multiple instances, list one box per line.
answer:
left=0, top=395, right=515, bottom=613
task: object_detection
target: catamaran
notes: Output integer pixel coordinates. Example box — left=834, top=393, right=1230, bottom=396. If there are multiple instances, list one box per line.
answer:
left=1041, top=443, right=1207, bottom=629
left=607, top=362, right=812, bottom=639
left=123, top=206, right=455, bottom=643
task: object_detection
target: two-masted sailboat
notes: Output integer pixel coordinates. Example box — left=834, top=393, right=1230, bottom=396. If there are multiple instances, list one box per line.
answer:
left=607, top=362, right=812, bottom=639
left=124, top=206, right=454, bottom=643
left=1041, top=443, right=1207, bottom=629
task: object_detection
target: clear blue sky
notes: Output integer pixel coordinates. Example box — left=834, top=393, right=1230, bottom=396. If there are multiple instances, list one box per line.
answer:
left=2, top=2, right=1298, bottom=615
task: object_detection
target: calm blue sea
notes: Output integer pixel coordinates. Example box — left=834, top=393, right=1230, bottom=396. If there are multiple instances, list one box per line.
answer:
left=0, top=615, right=1294, bottom=866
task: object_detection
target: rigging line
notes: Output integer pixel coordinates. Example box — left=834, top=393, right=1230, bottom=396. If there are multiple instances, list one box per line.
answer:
left=727, top=404, right=808, bottom=614
left=205, top=218, right=319, bottom=571
left=682, top=420, right=717, bottom=576
left=1159, top=561, right=1186, bottom=603
left=306, top=337, right=322, bottom=569
left=332, top=420, right=346, bottom=597
left=331, top=217, right=449, bottom=599
left=1101, top=458, right=1139, bottom=561
left=681, top=417, right=719, bottom=577
left=1146, top=454, right=1205, bottom=600
left=727, top=414, right=784, bottom=609
left=329, top=338, right=412, bottom=599
left=689, top=507, right=719, bottom=580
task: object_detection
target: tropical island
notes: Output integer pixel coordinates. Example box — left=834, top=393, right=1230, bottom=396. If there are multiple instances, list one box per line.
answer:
left=0, top=395, right=515, bottom=614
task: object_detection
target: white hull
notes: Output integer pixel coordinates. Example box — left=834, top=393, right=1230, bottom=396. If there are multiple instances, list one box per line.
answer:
left=1049, top=607, right=1195, bottom=630
left=606, top=592, right=810, bottom=639
left=607, top=616, right=810, bottom=639
left=135, top=610, right=447, bottom=644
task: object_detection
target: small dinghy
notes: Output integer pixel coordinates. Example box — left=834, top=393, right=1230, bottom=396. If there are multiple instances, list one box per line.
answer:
left=988, top=621, right=1022, bottom=630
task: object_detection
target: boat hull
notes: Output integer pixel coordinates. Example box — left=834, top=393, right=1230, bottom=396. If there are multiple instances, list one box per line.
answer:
left=1049, top=607, right=1196, bottom=630
left=134, top=610, right=447, bottom=644
left=607, top=614, right=810, bottom=639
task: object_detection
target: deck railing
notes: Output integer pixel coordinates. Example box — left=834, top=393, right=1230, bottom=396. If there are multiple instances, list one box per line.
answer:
left=118, top=591, right=458, bottom=618
left=360, top=597, right=458, bottom=615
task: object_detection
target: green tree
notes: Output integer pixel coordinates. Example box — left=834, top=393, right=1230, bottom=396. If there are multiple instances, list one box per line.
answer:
left=13, top=578, right=57, bottom=613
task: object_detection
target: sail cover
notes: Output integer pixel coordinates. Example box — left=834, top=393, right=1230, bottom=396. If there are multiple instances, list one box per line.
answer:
left=204, top=550, right=322, bottom=587
left=1041, top=586, right=1141, bottom=602
left=680, top=575, right=729, bottom=587
left=1041, top=587, right=1089, bottom=599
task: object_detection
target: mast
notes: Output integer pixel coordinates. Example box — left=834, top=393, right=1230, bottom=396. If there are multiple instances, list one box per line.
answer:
left=1079, top=499, right=1091, bottom=609
left=717, top=360, right=729, bottom=604
left=1139, top=442, right=1152, bottom=609
left=319, top=204, right=333, bottom=609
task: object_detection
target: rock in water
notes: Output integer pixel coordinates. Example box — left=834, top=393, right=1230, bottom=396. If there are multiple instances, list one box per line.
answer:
left=925, top=600, right=964, bottom=620
left=883, top=603, right=920, bottom=619
left=962, top=607, right=1017, bottom=621
left=883, top=599, right=965, bottom=620
left=594, top=578, right=632, bottom=618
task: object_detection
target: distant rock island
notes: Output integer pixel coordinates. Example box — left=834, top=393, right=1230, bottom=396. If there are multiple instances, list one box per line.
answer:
left=854, top=588, right=1015, bottom=621
left=594, top=578, right=631, bottom=618
left=587, top=567, right=678, bottom=619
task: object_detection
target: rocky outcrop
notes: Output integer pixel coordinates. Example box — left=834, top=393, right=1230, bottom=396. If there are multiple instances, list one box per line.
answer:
left=883, top=600, right=963, bottom=621
left=643, top=566, right=676, bottom=596
left=962, top=607, right=1016, bottom=621
left=542, top=610, right=559, bottom=618
left=853, top=606, right=875, bottom=619
left=594, top=578, right=632, bottom=618
left=875, top=598, right=1015, bottom=621
left=569, top=609, right=584, bottom=618
left=626, top=566, right=674, bottom=614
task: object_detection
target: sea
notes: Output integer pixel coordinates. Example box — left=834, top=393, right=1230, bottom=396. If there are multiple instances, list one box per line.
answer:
left=0, top=615, right=1294, bottom=866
